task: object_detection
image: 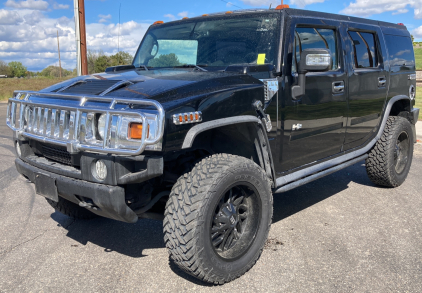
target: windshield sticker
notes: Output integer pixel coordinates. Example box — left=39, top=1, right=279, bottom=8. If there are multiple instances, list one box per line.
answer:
left=257, top=54, right=266, bottom=64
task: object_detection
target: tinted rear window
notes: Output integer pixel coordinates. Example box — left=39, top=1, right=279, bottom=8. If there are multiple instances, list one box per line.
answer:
left=385, top=35, right=415, bottom=72
left=348, top=31, right=378, bottom=68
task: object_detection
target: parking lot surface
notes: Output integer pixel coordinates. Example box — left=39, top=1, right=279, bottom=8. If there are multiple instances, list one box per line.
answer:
left=1, top=103, right=422, bottom=292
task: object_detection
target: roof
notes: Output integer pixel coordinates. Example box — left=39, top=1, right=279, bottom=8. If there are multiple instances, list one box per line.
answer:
left=153, top=7, right=408, bottom=34
left=284, top=8, right=407, bottom=30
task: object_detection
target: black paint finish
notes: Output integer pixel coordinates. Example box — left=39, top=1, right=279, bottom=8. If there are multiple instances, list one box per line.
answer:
left=34, top=8, right=416, bottom=187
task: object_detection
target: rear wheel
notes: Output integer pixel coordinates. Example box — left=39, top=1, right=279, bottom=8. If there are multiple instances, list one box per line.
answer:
left=46, top=197, right=98, bottom=220
left=366, top=116, right=414, bottom=187
left=163, top=154, right=273, bottom=284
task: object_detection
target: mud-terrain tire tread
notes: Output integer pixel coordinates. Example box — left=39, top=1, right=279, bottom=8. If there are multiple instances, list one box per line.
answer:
left=163, top=154, right=272, bottom=285
left=366, top=116, right=413, bottom=188
left=46, top=197, right=98, bottom=219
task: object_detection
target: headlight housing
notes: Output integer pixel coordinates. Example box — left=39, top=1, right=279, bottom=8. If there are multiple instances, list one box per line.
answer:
left=98, top=113, right=107, bottom=140
left=95, top=112, right=161, bottom=151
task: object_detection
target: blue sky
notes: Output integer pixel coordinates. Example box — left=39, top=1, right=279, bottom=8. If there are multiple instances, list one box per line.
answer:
left=1, top=0, right=421, bottom=71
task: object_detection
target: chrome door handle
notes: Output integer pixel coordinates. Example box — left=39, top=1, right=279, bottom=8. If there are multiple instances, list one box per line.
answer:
left=378, top=77, right=387, bottom=87
left=332, top=81, right=345, bottom=94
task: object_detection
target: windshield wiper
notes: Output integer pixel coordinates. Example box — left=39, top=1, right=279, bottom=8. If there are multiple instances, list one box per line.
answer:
left=174, top=64, right=208, bottom=72
left=138, top=65, right=153, bottom=71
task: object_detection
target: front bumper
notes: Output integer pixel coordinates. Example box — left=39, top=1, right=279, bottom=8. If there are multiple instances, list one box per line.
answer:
left=16, top=158, right=138, bottom=223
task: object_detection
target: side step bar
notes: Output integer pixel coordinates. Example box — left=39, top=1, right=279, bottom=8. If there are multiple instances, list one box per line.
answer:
left=274, top=154, right=368, bottom=194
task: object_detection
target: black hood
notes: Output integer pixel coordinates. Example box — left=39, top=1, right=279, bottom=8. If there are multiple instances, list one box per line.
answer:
left=41, top=68, right=267, bottom=110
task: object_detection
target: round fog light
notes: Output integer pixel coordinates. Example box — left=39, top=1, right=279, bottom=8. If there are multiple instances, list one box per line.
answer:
left=15, top=142, right=21, bottom=157
left=92, top=160, right=107, bottom=181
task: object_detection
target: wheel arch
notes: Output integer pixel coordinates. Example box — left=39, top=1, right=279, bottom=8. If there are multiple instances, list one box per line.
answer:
left=181, top=116, right=276, bottom=186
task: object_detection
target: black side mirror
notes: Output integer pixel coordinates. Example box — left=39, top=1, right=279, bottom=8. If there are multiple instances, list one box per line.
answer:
left=292, top=48, right=332, bottom=100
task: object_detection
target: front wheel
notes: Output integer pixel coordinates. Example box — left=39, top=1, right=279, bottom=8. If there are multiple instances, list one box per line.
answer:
left=366, top=116, right=414, bottom=187
left=163, top=154, right=273, bottom=284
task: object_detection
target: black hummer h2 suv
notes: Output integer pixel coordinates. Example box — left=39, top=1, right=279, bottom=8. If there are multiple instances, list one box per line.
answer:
left=6, top=7, right=419, bottom=284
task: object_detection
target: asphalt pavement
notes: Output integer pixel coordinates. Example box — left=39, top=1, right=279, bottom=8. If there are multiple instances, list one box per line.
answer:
left=1, top=102, right=422, bottom=292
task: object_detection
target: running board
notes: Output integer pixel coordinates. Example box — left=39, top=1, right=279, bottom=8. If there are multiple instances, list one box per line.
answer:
left=274, top=154, right=368, bottom=194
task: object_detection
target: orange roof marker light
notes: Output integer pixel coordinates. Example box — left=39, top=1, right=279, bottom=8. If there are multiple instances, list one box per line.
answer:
left=182, top=17, right=189, bottom=19
left=153, top=21, right=164, bottom=25
left=275, top=4, right=289, bottom=9
left=226, top=11, right=233, bottom=14
left=202, top=14, right=209, bottom=17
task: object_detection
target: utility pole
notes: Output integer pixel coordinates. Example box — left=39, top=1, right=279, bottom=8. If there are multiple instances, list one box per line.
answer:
left=57, top=30, right=62, bottom=78
left=73, top=0, right=88, bottom=76
left=73, top=0, right=81, bottom=76
left=78, top=0, right=88, bottom=75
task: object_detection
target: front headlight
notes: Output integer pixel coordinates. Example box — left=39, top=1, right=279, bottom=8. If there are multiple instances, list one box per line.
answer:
left=98, top=113, right=107, bottom=140
left=95, top=112, right=162, bottom=151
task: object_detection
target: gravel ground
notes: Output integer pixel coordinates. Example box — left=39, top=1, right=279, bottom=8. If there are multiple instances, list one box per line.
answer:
left=1, top=103, right=422, bottom=292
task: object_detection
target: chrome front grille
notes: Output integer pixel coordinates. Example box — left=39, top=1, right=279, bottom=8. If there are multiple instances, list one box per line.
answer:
left=24, top=107, right=77, bottom=140
left=7, top=91, right=165, bottom=156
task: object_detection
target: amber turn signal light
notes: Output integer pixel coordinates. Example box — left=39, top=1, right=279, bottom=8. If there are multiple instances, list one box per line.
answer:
left=129, top=123, right=143, bottom=139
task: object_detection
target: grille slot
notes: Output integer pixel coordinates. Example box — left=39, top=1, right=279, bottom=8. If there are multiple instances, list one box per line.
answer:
left=41, top=144, right=72, bottom=166
left=59, top=80, right=121, bottom=95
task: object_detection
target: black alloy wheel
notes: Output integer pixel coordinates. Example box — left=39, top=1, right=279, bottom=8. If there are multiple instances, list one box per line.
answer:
left=394, top=131, right=410, bottom=174
left=164, top=154, right=273, bottom=284
left=366, top=116, right=414, bottom=187
left=211, top=183, right=261, bottom=260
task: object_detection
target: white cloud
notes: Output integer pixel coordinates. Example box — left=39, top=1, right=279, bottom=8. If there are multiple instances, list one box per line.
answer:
left=289, top=0, right=326, bottom=8
left=239, top=0, right=326, bottom=7
left=178, top=11, right=188, bottom=18
left=392, top=9, right=409, bottom=15
left=5, top=0, right=49, bottom=10
left=53, top=3, right=69, bottom=10
left=412, top=25, right=422, bottom=38
left=0, top=7, right=150, bottom=71
left=341, top=0, right=422, bottom=19
left=164, top=13, right=176, bottom=21
left=98, top=14, right=111, bottom=23
left=0, top=9, right=23, bottom=25
left=239, top=0, right=272, bottom=6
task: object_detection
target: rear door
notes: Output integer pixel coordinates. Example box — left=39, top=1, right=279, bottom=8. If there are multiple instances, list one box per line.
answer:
left=343, top=23, right=389, bottom=150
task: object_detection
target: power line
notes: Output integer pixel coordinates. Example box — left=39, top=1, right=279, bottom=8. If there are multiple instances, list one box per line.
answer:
left=220, top=0, right=243, bottom=9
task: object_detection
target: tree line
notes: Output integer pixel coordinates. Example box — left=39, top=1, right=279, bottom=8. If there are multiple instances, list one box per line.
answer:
left=0, top=51, right=134, bottom=78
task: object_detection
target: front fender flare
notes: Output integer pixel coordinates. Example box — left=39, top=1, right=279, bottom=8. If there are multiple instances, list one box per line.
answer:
left=181, top=115, right=276, bottom=186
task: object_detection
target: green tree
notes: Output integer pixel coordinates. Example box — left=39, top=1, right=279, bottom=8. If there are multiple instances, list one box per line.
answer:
left=94, top=55, right=111, bottom=73
left=110, top=51, right=133, bottom=66
left=0, top=60, right=11, bottom=76
left=411, top=34, right=415, bottom=43
left=40, top=66, right=73, bottom=78
left=87, top=49, right=106, bottom=74
left=8, top=61, right=27, bottom=77
left=148, top=53, right=181, bottom=67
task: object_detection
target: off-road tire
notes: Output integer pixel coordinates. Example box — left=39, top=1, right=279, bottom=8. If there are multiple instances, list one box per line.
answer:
left=366, top=116, right=414, bottom=187
left=46, top=197, right=98, bottom=219
left=163, top=154, right=273, bottom=284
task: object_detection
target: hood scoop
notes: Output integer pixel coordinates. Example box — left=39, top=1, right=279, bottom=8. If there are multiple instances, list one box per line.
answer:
left=57, top=79, right=134, bottom=96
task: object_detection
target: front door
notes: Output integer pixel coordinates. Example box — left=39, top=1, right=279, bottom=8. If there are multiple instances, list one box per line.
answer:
left=277, top=18, right=348, bottom=173
left=343, top=23, right=389, bottom=150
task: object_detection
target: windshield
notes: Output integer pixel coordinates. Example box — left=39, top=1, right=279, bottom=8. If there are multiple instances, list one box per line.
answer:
left=133, top=13, right=280, bottom=69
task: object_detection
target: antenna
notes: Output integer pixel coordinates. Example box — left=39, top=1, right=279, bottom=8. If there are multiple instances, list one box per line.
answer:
left=118, top=3, right=121, bottom=64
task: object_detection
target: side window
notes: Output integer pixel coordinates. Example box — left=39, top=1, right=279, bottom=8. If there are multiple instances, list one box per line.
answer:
left=292, top=27, right=338, bottom=73
left=384, top=35, right=415, bottom=72
left=348, top=31, right=378, bottom=68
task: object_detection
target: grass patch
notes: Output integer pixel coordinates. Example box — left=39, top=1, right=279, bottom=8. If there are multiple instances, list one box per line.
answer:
left=415, top=48, right=422, bottom=70
left=416, top=87, right=422, bottom=120
left=0, top=77, right=71, bottom=101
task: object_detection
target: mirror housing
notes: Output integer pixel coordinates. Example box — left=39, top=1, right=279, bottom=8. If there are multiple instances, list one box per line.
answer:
left=292, top=49, right=332, bottom=100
